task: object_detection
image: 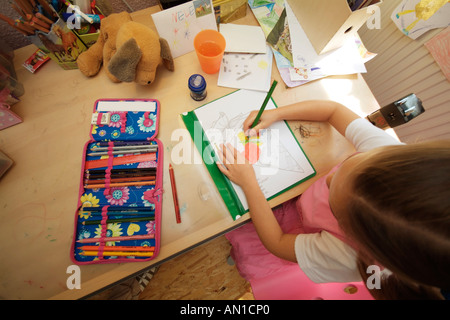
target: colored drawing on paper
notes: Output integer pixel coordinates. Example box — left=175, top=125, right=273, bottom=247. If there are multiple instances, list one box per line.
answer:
left=392, top=0, right=450, bottom=39
left=193, top=89, right=315, bottom=211
left=194, top=0, right=212, bottom=17
left=206, top=108, right=306, bottom=175
left=249, top=0, right=292, bottom=61
left=152, top=0, right=217, bottom=58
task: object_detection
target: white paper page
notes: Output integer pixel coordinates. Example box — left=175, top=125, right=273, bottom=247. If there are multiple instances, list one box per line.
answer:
left=96, top=100, right=156, bottom=112
left=151, top=0, right=217, bottom=58
left=315, top=38, right=367, bottom=75
left=193, top=89, right=315, bottom=212
left=217, top=45, right=273, bottom=92
left=285, top=0, right=366, bottom=80
left=220, top=24, right=267, bottom=53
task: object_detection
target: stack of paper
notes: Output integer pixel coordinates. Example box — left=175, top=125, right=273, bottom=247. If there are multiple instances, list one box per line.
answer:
left=248, top=0, right=376, bottom=88
left=286, top=1, right=367, bottom=82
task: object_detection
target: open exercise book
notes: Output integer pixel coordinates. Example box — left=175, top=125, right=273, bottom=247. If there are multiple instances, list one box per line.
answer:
left=182, top=89, right=316, bottom=220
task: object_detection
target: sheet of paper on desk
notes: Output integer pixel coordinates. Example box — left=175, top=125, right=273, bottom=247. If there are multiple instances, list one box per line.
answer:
left=193, top=89, right=315, bottom=211
left=285, top=1, right=366, bottom=81
left=152, top=0, right=217, bottom=58
left=220, top=24, right=267, bottom=54
left=218, top=45, right=273, bottom=92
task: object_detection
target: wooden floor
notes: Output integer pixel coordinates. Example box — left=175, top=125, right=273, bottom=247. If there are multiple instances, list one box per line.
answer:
left=139, top=236, right=254, bottom=300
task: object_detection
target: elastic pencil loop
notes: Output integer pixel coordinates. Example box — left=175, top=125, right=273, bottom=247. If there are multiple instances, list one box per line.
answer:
left=101, top=205, right=109, bottom=223
left=143, top=188, right=163, bottom=203
left=100, top=206, right=109, bottom=235
left=120, top=112, right=128, bottom=133
left=97, top=205, right=109, bottom=260
left=96, top=113, right=103, bottom=125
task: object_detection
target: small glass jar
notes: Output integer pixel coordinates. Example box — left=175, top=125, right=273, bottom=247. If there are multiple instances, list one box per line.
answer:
left=188, top=74, right=207, bottom=101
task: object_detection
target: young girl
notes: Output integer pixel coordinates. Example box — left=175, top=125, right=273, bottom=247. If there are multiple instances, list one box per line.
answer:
left=216, top=100, right=450, bottom=300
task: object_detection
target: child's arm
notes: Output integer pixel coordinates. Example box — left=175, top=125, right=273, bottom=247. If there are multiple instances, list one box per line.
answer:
left=217, top=143, right=298, bottom=262
left=244, top=100, right=360, bottom=137
left=217, top=101, right=361, bottom=262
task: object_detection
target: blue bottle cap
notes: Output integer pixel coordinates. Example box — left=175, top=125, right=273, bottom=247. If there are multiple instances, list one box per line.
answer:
left=188, top=74, right=206, bottom=93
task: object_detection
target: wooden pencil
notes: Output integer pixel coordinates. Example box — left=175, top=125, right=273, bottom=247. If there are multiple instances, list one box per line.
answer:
left=85, top=153, right=157, bottom=169
left=79, top=245, right=155, bottom=252
left=82, top=216, right=155, bottom=225
left=80, top=251, right=154, bottom=257
left=84, top=180, right=156, bottom=189
left=77, top=234, right=155, bottom=243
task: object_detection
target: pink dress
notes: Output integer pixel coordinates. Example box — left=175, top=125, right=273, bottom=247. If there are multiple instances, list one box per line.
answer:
left=225, top=165, right=355, bottom=282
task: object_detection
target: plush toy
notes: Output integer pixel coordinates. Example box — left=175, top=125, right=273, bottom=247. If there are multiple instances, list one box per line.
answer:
left=77, top=12, right=174, bottom=85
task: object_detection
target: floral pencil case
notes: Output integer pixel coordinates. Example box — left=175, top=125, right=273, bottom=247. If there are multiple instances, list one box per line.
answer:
left=70, top=99, right=163, bottom=264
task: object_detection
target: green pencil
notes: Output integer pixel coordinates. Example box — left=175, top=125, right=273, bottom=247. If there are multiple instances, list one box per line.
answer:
left=250, top=80, right=278, bottom=129
left=82, top=216, right=155, bottom=225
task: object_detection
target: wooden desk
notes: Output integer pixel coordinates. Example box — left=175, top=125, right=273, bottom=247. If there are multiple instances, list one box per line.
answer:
left=0, top=6, right=380, bottom=300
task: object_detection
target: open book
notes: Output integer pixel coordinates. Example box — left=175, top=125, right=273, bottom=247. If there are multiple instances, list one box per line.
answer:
left=182, top=89, right=315, bottom=220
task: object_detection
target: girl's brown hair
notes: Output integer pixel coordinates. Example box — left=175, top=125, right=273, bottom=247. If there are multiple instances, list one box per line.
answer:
left=340, top=140, right=450, bottom=299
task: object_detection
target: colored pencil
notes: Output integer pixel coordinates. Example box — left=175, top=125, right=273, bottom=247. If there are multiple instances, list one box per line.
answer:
left=85, top=173, right=156, bottom=180
left=77, top=234, right=155, bottom=243
left=15, top=0, right=32, bottom=15
left=80, top=246, right=155, bottom=252
left=84, top=180, right=156, bottom=189
left=85, top=153, right=157, bottom=169
left=11, top=3, right=27, bottom=20
left=96, top=141, right=154, bottom=147
left=84, top=212, right=154, bottom=217
left=90, top=145, right=158, bottom=152
left=31, top=16, right=50, bottom=29
left=87, top=150, right=157, bottom=157
left=85, top=168, right=156, bottom=174
left=35, top=12, right=53, bottom=25
left=169, top=163, right=181, bottom=223
left=87, top=150, right=156, bottom=157
left=80, top=251, right=154, bottom=257
left=84, top=176, right=156, bottom=184
left=36, top=0, right=58, bottom=19
left=81, top=206, right=154, bottom=212
left=250, top=80, right=278, bottom=128
left=82, top=216, right=155, bottom=225
left=29, top=20, right=50, bottom=33
left=85, top=174, right=156, bottom=180
left=13, top=21, right=34, bottom=35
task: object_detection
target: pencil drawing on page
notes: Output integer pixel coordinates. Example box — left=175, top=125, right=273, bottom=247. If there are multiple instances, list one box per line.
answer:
left=193, top=89, right=315, bottom=210
left=208, top=110, right=306, bottom=175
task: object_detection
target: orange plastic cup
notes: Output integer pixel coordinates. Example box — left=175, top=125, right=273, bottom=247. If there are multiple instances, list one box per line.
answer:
left=194, top=29, right=226, bottom=74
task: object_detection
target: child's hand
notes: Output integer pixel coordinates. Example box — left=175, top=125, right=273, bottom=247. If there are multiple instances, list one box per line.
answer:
left=216, top=143, right=257, bottom=189
left=243, top=109, right=278, bottom=136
